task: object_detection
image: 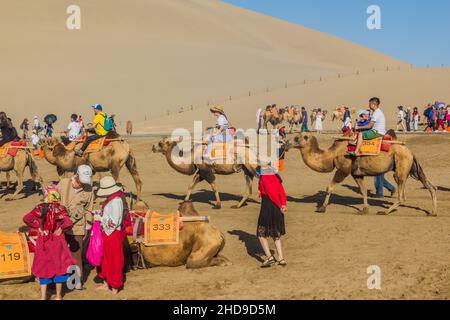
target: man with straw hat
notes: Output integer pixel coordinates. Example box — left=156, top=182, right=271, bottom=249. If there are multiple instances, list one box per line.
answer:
left=94, top=176, right=127, bottom=294
left=204, top=105, right=232, bottom=164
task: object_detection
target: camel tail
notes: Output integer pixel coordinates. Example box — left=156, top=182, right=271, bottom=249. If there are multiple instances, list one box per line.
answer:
left=126, top=151, right=143, bottom=200
left=410, top=156, right=438, bottom=216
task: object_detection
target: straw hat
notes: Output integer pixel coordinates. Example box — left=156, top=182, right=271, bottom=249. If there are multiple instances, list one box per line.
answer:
left=96, top=176, right=123, bottom=197
left=210, top=106, right=225, bottom=115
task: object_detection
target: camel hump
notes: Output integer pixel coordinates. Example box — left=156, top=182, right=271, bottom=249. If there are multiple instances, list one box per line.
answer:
left=178, top=201, right=200, bottom=217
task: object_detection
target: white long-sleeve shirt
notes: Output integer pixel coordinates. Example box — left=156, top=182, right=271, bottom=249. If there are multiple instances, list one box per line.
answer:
left=101, top=198, right=123, bottom=236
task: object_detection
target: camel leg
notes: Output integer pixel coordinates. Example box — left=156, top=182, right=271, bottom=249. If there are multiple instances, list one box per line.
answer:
left=209, top=181, right=221, bottom=210
left=379, top=180, right=405, bottom=215
left=185, top=172, right=201, bottom=201
left=235, top=174, right=253, bottom=209
left=7, top=170, right=23, bottom=201
left=353, top=176, right=370, bottom=215
left=317, top=169, right=348, bottom=213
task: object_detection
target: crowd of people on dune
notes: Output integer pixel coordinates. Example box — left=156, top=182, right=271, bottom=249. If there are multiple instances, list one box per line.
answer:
left=396, top=102, right=450, bottom=133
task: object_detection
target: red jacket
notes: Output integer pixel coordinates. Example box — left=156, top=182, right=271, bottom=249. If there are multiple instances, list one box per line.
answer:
left=259, top=174, right=287, bottom=209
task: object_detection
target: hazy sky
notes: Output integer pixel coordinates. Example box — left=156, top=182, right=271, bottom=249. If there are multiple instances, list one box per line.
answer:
left=225, top=0, right=450, bottom=66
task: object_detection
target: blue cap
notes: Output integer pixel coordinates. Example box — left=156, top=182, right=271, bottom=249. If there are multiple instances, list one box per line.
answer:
left=92, top=104, right=103, bottom=111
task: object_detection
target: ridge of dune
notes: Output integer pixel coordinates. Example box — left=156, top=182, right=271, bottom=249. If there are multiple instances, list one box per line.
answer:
left=137, top=67, right=450, bottom=134
left=1, top=0, right=408, bottom=129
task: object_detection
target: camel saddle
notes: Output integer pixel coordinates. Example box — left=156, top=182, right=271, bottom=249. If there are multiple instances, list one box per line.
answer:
left=0, top=232, right=31, bottom=280
left=126, top=211, right=184, bottom=241
left=0, top=141, right=27, bottom=158
left=346, top=133, right=393, bottom=156
left=64, top=136, right=112, bottom=153
left=143, top=211, right=182, bottom=247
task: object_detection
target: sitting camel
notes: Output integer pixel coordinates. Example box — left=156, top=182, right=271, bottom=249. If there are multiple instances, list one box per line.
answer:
left=152, top=137, right=257, bottom=209
left=291, top=132, right=437, bottom=216
left=39, top=132, right=142, bottom=200
left=128, top=201, right=231, bottom=269
left=0, top=149, right=43, bottom=200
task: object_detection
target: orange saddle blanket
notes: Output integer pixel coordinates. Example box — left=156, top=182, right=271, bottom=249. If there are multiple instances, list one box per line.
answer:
left=76, top=136, right=112, bottom=154
left=0, top=141, right=27, bottom=157
left=347, top=134, right=393, bottom=155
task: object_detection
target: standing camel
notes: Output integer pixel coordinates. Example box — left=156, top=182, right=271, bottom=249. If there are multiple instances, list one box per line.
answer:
left=126, top=121, right=133, bottom=136
left=152, top=138, right=257, bottom=209
left=0, top=149, right=43, bottom=200
left=291, top=132, right=437, bottom=216
left=39, top=134, right=142, bottom=200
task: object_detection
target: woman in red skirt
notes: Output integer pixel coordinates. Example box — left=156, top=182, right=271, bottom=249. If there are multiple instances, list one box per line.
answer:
left=256, top=165, right=288, bottom=268
left=94, top=176, right=127, bottom=295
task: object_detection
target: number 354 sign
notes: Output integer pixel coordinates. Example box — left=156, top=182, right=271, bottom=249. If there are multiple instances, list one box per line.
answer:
left=0, top=232, right=31, bottom=280
left=144, top=211, right=180, bottom=246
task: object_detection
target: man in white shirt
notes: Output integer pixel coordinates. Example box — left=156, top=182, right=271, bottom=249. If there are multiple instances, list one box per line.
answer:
left=351, top=97, right=386, bottom=156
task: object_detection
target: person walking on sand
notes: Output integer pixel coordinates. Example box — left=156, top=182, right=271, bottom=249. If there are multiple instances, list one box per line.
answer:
left=405, top=108, right=412, bottom=132
left=20, top=118, right=30, bottom=141
left=58, top=165, right=94, bottom=289
left=256, top=165, right=288, bottom=268
left=300, top=107, right=309, bottom=132
left=22, top=185, right=76, bottom=300
left=94, top=176, right=127, bottom=295
left=315, top=108, right=324, bottom=134
left=396, top=106, right=406, bottom=132
left=412, top=107, right=420, bottom=132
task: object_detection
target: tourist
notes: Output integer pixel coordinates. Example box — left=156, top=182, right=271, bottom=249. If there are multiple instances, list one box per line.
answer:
left=436, top=107, right=446, bottom=131
left=424, top=104, right=436, bottom=132
left=77, top=104, right=109, bottom=156
left=62, top=114, right=83, bottom=145
left=204, top=106, right=232, bottom=164
left=342, top=107, right=352, bottom=133
left=0, top=112, right=19, bottom=147
left=20, top=118, right=30, bottom=141
left=374, top=174, right=396, bottom=198
left=351, top=97, right=386, bottom=156
left=22, top=185, right=75, bottom=300
left=58, top=165, right=94, bottom=289
left=446, top=105, right=450, bottom=128
left=315, top=108, right=324, bottom=134
left=31, top=130, right=40, bottom=150
left=396, top=106, right=406, bottom=132
left=256, top=165, right=287, bottom=268
left=95, top=176, right=127, bottom=294
left=405, top=107, right=412, bottom=132
left=301, top=107, right=308, bottom=132
left=33, top=116, right=42, bottom=133
left=412, top=107, right=420, bottom=132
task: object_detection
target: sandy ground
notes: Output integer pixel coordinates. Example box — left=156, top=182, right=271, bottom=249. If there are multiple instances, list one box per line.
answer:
left=0, top=133, right=449, bottom=300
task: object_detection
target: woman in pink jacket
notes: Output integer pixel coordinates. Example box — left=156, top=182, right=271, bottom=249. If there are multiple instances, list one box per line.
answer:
left=23, top=185, right=75, bottom=300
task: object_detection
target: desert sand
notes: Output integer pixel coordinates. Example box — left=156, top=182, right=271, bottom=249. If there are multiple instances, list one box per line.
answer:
left=0, top=134, right=449, bottom=300
left=1, top=0, right=450, bottom=301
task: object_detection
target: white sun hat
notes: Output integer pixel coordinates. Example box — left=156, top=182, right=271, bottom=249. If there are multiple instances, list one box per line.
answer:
left=77, top=165, right=93, bottom=186
left=96, top=176, right=123, bottom=197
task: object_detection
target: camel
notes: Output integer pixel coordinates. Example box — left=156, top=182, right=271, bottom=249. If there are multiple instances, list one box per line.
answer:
left=128, top=201, right=231, bottom=269
left=126, top=121, right=133, bottom=136
left=290, top=132, right=437, bottom=216
left=0, top=149, right=43, bottom=200
left=152, top=137, right=257, bottom=209
left=261, top=108, right=284, bottom=130
left=39, top=133, right=142, bottom=200
left=332, top=107, right=356, bottom=130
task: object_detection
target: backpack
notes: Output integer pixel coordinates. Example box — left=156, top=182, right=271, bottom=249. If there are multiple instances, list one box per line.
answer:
left=423, top=108, right=431, bottom=118
left=102, top=114, right=115, bottom=131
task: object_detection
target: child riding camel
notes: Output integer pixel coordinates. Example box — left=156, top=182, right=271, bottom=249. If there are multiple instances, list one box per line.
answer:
left=350, top=97, right=386, bottom=156
left=204, top=106, right=232, bottom=164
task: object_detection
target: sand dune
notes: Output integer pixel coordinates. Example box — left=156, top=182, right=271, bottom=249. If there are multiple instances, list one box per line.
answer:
left=1, top=0, right=408, bottom=130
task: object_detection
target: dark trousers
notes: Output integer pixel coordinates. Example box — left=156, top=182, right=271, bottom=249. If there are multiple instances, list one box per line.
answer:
left=374, top=174, right=395, bottom=197
left=65, top=234, right=84, bottom=283
left=80, top=134, right=103, bottom=152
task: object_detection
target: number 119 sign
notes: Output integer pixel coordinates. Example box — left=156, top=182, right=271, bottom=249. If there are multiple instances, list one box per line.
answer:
left=0, top=232, right=31, bottom=280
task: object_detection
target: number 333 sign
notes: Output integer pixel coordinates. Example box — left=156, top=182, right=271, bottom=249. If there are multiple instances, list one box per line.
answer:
left=0, top=232, right=31, bottom=280
left=144, top=211, right=180, bottom=246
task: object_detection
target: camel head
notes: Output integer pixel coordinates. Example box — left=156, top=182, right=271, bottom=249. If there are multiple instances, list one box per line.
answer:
left=293, top=132, right=314, bottom=149
left=152, top=138, right=172, bottom=154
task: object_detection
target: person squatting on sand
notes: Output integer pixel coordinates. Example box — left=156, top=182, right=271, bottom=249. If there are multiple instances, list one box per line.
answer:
left=256, top=165, right=288, bottom=268
left=94, top=176, right=128, bottom=295
left=22, top=185, right=76, bottom=300
left=58, top=165, right=94, bottom=289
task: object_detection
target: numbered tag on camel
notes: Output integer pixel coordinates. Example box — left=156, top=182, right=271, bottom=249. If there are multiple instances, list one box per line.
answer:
left=0, top=232, right=31, bottom=280
left=0, top=143, right=10, bottom=158
left=360, top=137, right=383, bottom=156
left=144, top=211, right=180, bottom=246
